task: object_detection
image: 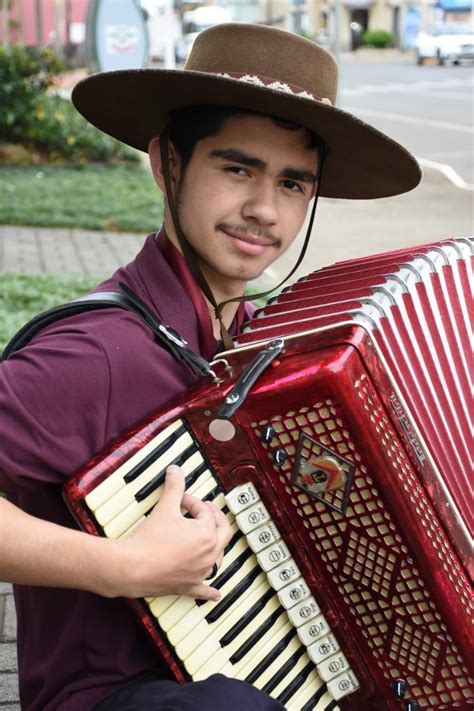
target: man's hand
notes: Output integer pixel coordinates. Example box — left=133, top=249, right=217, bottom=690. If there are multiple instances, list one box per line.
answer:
left=105, top=465, right=233, bottom=601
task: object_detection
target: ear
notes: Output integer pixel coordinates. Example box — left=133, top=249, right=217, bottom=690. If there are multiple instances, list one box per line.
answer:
left=148, top=136, right=181, bottom=194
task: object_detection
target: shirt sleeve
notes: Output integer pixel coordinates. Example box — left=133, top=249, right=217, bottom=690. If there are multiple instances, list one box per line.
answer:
left=0, top=326, right=111, bottom=494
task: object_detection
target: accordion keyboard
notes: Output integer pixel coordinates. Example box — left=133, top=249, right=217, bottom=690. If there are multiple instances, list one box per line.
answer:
left=83, top=419, right=359, bottom=710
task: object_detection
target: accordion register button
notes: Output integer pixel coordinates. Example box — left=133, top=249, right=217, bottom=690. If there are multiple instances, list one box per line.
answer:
left=317, top=651, right=350, bottom=682
left=267, top=559, right=301, bottom=590
left=256, top=541, right=291, bottom=571
left=306, top=632, right=339, bottom=664
left=326, top=670, right=360, bottom=700
left=225, top=482, right=259, bottom=515
left=297, top=613, right=331, bottom=646
left=235, top=501, right=271, bottom=534
left=247, top=522, right=281, bottom=553
left=273, top=449, right=287, bottom=467
left=261, top=425, right=276, bottom=443
left=287, top=596, right=321, bottom=627
left=277, top=579, right=311, bottom=609
left=393, top=679, right=407, bottom=698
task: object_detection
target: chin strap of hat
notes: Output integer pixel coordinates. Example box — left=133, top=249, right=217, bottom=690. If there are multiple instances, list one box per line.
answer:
left=160, top=128, right=235, bottom=351
left=160, top=127, right=327, bottom=351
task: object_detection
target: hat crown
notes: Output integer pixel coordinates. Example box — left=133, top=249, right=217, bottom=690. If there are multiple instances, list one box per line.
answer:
left=185, top=23, right=338, bottom=106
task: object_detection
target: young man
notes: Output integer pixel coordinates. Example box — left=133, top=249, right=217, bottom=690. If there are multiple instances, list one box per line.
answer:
left=0, top=23, right=420, bottom=711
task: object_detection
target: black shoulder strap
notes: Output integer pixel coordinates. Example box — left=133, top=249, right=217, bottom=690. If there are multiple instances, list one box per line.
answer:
left=1, top=283, right=214, bottom=378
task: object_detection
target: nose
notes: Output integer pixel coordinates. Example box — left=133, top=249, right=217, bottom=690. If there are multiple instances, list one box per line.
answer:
left=241, top=180, right=278, bottom=226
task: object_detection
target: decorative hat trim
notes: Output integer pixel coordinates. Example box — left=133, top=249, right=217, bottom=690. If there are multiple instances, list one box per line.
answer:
left=217, top=72, right=332, bottom=105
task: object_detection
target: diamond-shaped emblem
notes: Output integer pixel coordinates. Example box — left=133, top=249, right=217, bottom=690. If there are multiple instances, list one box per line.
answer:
left=292, top=433, right=355, bottom=514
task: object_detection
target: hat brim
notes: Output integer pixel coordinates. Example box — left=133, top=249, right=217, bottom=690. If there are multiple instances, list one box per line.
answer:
left=72, top=69, right=421, bottom=199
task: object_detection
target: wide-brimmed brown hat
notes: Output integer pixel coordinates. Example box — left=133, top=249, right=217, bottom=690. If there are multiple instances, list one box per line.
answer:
left=72, top=23, right=421, bottom=199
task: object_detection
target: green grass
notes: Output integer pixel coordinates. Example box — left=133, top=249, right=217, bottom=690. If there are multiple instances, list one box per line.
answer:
left=0, top=164, right=164, bottom=233
left=1, top=273, right=99, bottom=353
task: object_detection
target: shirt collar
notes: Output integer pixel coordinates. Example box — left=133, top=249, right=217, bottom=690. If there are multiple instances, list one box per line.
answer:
left=136, top=228, right=251, bottom=360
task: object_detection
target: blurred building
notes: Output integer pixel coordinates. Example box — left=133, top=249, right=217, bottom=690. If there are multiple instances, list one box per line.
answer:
left=0, top=0, right=471, bottom=59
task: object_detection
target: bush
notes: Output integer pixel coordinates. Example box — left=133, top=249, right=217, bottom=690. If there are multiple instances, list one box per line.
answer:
left=0, top=45, right=63, bottom=143
left=25, top=94, right=140, bottom=163
left=361, top=30, right=395, bottom=48
left=0, top=45, right=139, bottom=163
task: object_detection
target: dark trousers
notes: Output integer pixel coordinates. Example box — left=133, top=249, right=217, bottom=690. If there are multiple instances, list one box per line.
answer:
left=95, top=674, right=284, bottom=710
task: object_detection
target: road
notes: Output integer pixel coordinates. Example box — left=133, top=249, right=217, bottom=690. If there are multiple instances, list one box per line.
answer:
left=261, top=57, right=473, bottom=286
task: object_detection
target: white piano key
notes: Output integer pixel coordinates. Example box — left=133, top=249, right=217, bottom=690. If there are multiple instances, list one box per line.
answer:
left=267, top=652, right=315, bottom=701
left=247, top=521, right=282, bottom=553
left=85, top=419, right=183, bottom=511
left=148, top=594, right=179, bottom=618
left=257, top=540, right=291, bottom=572
left=267, top=559, right=301, bottom=590
left=225, top=482, right=260, bottom=514
left=167, top=562, right=265, bottom=646
left=103, top=453, right=206, bottom=539
left=249, top=634, right=302, bottom=689
left=283, top=668, right=327, bottom=710
left=317, top=652, right=351, bottom=682
left=236, top=501, right=271, bottom=534
left=95, top=441, right=199, bottom=526
left=175, top=579, right=270, bottom=662
left=287, top=597, right=321, bottom=628
left=307, top=633, right=340, bottom=665
left=297, top=614, right=331, bottom=647
left=197, top=593, right=286, bottom=680
left=158, top=532, right=247, bottom=632
left=278, top=579, right=311, bottom=610
left=326, top=670, right=360, bottom=700
left=235, top=621, right=293, bottom=680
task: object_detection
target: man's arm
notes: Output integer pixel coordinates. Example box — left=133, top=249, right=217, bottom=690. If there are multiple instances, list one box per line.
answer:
left=1, top=466, right=232, bottom=601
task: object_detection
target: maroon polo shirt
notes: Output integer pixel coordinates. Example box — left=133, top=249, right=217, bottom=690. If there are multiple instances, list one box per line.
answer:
left=0, top=231, right=254, bottom=711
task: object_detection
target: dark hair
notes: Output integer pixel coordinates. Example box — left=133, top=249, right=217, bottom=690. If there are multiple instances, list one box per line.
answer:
left=167, top=105, right=322, bottom=174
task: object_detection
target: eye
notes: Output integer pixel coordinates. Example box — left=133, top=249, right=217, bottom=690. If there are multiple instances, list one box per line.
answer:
left=281, top=179, right=304, bottom=193
left=224, top=165, right=248, bottom=176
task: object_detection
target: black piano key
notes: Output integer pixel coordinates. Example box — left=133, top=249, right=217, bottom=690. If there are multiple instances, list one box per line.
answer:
left=323, top=702, right=340, bottom=711
left=245, top=629, right=297, bottom=685
left=276, top=660, right=314, bottom=706
left=300, top=683, right=329, bottom=711
left=221, top=587, right=277, bottom=647
left=142, top=462, right=209, bottom=519
left=124, top=423, right=187, bottom=483
left=135, top=442, right=198, bottom=502
left=205, top=566, right=261, bottom=624
left=261, top=644, right=306, bottom=695
left=229, top=605, right=286, bottom=664
left=195, top=531, right=246, bottom=608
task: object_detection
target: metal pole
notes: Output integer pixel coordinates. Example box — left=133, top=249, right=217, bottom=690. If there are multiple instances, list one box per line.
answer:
left=35, top=0, right=43, bottom=45
left=163, top=0, right=176, bottom=69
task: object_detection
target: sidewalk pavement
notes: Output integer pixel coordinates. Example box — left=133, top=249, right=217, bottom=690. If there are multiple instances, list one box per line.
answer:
left=1, top=224, right=145, bottom=710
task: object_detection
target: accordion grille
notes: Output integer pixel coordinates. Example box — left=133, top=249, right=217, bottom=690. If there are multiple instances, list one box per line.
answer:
left=251, top=381, right=472, bottom=709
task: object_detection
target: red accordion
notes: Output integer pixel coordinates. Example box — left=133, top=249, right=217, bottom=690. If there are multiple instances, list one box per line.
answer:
left=65, top=238, right=473, bottom=710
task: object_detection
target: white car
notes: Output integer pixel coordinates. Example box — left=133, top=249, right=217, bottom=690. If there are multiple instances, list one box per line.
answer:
left=415, top=24, right=474, bottom=65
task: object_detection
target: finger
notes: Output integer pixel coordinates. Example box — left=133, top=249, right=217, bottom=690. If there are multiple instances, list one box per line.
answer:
left=181, top=493, right=215, bottom=524
left=158, top=465, right=186, bottom=512
left=215, top=519, right=234, bottom=550
left=204, top=501, right=229, bottom=529
left=189, top=584, right=221, bottom=602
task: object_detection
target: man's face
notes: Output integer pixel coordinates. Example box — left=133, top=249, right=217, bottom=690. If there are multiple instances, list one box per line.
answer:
left=163, top=114, right=318, bottom=294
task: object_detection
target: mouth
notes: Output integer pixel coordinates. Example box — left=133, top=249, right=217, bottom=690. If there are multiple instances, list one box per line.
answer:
left=220, top=225, right=278, bottom=257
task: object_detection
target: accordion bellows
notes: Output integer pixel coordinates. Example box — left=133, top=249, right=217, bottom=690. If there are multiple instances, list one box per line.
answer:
left=65, top=238, right=473, bottom=710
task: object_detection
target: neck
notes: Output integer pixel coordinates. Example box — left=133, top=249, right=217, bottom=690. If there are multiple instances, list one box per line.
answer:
left=163, top=219, right=246, bottom=339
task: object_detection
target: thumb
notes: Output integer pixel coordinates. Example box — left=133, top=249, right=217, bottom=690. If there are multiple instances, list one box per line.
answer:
left=158, top=465, right=186, bottom=511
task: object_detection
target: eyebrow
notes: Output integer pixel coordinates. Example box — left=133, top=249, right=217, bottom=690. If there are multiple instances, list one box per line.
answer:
left=210, top=148, right=317, bottom=184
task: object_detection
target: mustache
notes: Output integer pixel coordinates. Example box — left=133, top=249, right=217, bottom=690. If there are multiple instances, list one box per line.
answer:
left=219, top=222, right=281, bottom=247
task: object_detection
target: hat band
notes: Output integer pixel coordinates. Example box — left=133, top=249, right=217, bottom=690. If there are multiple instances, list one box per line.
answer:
left=217, top=72, right=333, bottom=105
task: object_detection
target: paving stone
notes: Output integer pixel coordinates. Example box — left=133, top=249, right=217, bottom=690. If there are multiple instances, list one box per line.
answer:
left=0, top=584, right=12, bottom=595
left=0, top=643, right=18, bottom=672
left=2, top=598, right=16, bottom=642
left=0, top=672, right=19, bottom=703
